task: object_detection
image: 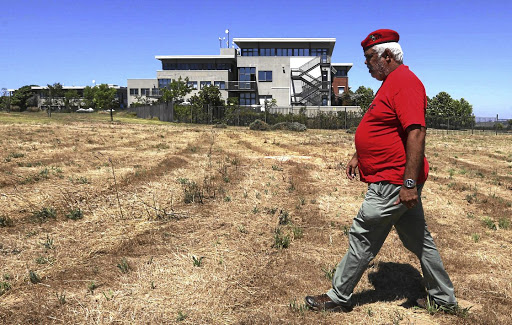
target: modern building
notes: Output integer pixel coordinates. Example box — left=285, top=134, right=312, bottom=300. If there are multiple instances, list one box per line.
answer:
left=30, top=85, right=127, bottom=110
left=127, top=38, right=352, bottom=108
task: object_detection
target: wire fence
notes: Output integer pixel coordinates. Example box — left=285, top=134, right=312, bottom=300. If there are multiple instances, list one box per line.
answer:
left=127, top=103, right=512, bottom=135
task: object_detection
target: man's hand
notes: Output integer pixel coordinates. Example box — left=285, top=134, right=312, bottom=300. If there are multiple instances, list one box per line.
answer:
left=346, top=154, right=358, bottom=180
left=395, top=187, right=418, bottom=208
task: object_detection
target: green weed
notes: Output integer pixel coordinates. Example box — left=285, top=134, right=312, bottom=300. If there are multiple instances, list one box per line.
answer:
left=66, top=208, right=83, bottom=220
left=31, top=207, right=57, bottom=223
left=176, top=311, right=188, bottom=321
left=238, top=225, right=248, bottom=234
left=471, top=233, right=480, bottom=242
left=35, top=256, right=55, bottom=265
left=278, top=210, right=290, bottom=225
left=29, top=270, right=41, bottom=284
left=0, top=281, right=11, bottom=296
left=292, top=225, right=303, bottom=239
left=192, top=256, right=204, bottom=267
left=272, top=165, right=283, bottom=171
left=88, top=281, right=98, bottom=293
left=117, top=258, right=131, bottom=273
left=56, top=292, right=66, bottom=305
left=322, top=266, right=336, bottom=281
left=42, top=235, right=55, bottom=250
left=289, top=299, right=309, bottom=315
left=498, top=217, right=510, bottom=229
left=482, top=217, right=497, bottom=230
left=273, top=228, right=290, bottom=249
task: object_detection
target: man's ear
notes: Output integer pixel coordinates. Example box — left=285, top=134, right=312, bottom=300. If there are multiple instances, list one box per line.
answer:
left=383, top=49, right=394, bottom=62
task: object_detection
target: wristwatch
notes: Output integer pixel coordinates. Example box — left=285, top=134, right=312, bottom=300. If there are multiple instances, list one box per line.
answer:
left=404, top=179, right=416, bottom=189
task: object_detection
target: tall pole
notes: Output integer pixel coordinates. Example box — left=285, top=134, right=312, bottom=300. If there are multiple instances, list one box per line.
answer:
left=225, top=29, right=229, bottom=48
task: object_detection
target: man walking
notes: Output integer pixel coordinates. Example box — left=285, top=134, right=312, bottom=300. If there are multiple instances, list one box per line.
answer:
left=305, top=29, right=457, bottom=312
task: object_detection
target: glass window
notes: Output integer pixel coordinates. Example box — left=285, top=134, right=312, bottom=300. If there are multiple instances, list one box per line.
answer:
left=240, top=92, right=256, bottom=105
left=158, top=79, right=172, bottom=88
left=238, top=67, right=256, bottom=81
left=214, top=81, right=226, bottom=89
left=338, top=86, right=345, bottom=94
left=141, top=88, right=150, bottom=96
left=151, top=88, right=160, bottom=96
left=258, top=71, right=272, bottom=82
left=187, top=81, right=198, bottom=89
left=129, top=88, right=138, bottom=96
left=335, top=68, right=347, bottom=77
left=200, top=81, right=211, bottom=89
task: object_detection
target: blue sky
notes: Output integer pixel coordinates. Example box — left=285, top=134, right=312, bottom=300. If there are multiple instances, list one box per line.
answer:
left=1, top=0, right=511, bottom=118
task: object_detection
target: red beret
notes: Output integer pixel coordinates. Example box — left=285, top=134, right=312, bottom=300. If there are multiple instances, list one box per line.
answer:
left=361, top=29, right=400, bottom=51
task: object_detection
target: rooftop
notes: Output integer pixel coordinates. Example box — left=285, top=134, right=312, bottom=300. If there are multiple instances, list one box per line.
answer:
left=155, top=55, right=235, bottom=60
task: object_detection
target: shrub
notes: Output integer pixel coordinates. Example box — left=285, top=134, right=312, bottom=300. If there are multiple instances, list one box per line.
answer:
left=249, top=119, right=269, bottom=131
left=270, top=122, right=307, bottom=132
left=31, top=207, right=57, bottom=223
left=213, top=123, right=227, bottom=129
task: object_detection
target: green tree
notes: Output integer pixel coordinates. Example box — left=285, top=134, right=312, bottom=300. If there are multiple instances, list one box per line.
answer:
left=427, top=92, right=474, bottom=129
left=189, top=85, right=224, bottom=123
left=44, top=83, right=64, bottom=116
left=340, top=88, right=355, bottom=106
left=64, top=90, right=80, bottom=111
left=83, top=86, right=96, bottom=109
left=93, top=84, right=117, bottom=110
left=427, top=92, right=454, bottom=117
left=132, top=95, right=153, bottom=107
left=94, top=84, right=118, bottom=121
left=353, top=86, right=375, bottom=115
left=263, top=98, right=277, bottom=123
left=0, top=88, right=11, bottom=111
left=11, top=85, right=38, bottom=111
left=158, top=77, right=192, bottom=104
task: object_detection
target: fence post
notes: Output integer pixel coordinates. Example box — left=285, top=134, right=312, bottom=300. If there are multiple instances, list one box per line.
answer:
left=447, top=118, right=450, bottom=135
left=496, top=114, right=498, bottom=135
left=344, top=107, right=347, bottom=129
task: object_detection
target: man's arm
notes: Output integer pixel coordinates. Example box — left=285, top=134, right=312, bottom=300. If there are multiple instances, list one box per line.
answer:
left=395, top=125, right=426, bottom=208
left=346, top=151, right=358, bottom=180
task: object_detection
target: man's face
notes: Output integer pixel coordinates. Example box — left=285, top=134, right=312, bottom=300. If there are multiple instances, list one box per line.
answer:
left=364, top=48, right=387, bottom=81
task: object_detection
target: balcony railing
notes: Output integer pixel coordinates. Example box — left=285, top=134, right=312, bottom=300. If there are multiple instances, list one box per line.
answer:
left=226, top=81, right=257, bottom=91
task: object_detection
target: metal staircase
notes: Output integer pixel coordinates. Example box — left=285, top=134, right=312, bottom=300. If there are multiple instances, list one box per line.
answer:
left=291, top=57, right=329, bottom=106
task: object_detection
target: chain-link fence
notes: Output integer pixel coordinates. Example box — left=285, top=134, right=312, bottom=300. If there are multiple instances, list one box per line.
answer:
left=128, top=103, right=511, bottom=134
left=426, top=115, right=511, bottom=135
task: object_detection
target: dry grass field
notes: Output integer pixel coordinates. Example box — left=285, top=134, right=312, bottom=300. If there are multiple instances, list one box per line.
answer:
left=0, top=111, right=511, bottom=324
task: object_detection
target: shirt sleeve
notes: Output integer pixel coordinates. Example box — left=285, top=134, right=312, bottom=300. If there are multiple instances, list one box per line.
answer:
left=392, top=84, right=426, bottom=130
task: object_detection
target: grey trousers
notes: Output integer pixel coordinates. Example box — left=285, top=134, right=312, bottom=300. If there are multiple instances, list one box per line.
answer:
left=327, top=182, right=457, bottom=307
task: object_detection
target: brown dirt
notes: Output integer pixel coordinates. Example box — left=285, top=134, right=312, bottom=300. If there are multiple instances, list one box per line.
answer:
left=0, top=113, right=511, bottom=324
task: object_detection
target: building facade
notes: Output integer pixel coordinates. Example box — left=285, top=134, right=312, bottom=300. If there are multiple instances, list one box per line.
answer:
left=127, top=38, right=352, bottom=108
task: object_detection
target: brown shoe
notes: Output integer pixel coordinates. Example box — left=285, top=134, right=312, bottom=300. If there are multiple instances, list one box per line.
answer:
left=305, top=294, right=352, bottom=312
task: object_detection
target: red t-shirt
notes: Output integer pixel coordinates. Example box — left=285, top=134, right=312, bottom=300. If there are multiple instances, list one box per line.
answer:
left=355, top=65, right=429, bottom=185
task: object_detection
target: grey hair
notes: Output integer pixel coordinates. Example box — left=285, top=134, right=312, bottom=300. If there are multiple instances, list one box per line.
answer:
left=372, top=42, right=403, bottom=64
